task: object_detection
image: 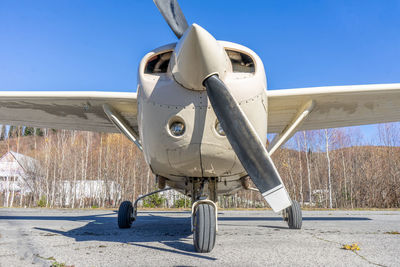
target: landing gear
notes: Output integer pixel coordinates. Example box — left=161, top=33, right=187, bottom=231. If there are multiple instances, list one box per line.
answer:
left=283, top=200, right=302, bottom=229
left=192, top=201, right=217, bottom=253
left=118, top=200, right=134, bottom=228
left=117, top=187, right=172, bottom=229
left=190, top=178, right=218, bottom=253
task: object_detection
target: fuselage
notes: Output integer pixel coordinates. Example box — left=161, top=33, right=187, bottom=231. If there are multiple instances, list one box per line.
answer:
left=137, top=41, right=269, bottom=195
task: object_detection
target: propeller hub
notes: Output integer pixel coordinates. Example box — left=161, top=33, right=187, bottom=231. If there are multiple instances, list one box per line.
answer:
left=170, top=24, right=228, bottom=91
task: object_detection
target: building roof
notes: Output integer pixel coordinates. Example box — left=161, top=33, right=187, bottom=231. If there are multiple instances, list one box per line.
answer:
left=0, top=151, right=40, bottom=175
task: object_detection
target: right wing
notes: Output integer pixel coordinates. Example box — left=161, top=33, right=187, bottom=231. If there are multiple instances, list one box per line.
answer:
left=0, top=91, right=138, bottom=133
left=267, top=83, right=400, bottom=133
left=266, top=83, right=400, bottom=153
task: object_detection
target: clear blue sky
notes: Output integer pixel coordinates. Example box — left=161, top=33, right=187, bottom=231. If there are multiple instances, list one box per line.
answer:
left=1, top=0, right=400, bottom=142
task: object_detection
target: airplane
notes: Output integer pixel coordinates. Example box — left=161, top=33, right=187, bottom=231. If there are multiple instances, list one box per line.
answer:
left=1, top=0, right=400, bottom=253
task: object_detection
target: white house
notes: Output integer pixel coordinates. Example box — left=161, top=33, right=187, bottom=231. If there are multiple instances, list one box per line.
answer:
left=0, top=151, right=39, bottom=195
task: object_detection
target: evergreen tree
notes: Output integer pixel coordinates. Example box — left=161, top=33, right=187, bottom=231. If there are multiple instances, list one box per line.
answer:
left=0, top=125, right=5, bottom=140
left=35, top=128, right=44, bottom=136
left=24, top=127, right=35, bottom=136
left=8, top=126, right=14, bottom=138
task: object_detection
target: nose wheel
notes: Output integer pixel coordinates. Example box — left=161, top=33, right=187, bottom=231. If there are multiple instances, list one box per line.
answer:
left=192, top=201, right=217, bottom=253
left=283, top=200, right=302, bottom=229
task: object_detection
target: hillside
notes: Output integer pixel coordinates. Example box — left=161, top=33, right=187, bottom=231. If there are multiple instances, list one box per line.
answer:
left=0, top=128, right=399, bottom=209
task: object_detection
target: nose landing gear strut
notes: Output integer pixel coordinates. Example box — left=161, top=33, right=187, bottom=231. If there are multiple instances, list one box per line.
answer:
left=190, top=177, right=218, bottom=253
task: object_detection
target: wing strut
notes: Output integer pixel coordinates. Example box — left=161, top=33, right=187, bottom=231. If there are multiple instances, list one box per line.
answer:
left=103, top=104, right=142, bottom=151
left=268, top=100, right=315, bottom=155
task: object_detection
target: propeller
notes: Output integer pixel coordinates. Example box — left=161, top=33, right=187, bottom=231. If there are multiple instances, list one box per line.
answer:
left=204, top=76, right=291, bottom=212
left=153, top=0, right=189, bottom=39
left=153, top=0, right=292, bottom=212
left=204, top=75, right=282, bottom=192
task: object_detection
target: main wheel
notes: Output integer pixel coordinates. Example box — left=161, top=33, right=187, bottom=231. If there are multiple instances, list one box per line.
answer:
left=193, top=203, right=216, bottom=253
left=285, top=200, right=302, bottom=229
left=118, top=200, right=134, bottom=229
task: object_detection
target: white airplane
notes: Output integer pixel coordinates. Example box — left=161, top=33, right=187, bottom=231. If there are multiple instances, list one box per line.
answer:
left=2, top=0, right=400, bottom=253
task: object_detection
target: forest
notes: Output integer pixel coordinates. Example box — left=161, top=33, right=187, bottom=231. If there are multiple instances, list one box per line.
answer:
left=0, top=123, right=399, bottom=209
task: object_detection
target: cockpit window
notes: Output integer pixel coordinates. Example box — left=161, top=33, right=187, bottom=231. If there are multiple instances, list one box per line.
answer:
left=145, top=51, right=172, bottom=74
left=226, top=50, right=255, bottom=73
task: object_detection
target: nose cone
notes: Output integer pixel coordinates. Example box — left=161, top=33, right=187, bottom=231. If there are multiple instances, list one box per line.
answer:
left=171, top=24, right=229, bottom=91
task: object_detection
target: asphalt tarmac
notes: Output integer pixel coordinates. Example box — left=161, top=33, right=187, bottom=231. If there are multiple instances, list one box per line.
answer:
left=0, top=208, right=399, bottom=266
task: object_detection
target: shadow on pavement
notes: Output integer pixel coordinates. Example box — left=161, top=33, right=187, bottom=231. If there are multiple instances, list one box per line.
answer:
left=0, top=211, right=371, bottom=260
left=0, top=211, right=215, bottom=260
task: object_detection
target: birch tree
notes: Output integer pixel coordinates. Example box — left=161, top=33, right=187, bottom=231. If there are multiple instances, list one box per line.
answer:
left=325, top=129, right=333, bottom=209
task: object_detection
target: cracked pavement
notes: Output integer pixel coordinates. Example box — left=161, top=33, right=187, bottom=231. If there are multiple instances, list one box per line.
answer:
left=0, top=208, right=399, bottom=266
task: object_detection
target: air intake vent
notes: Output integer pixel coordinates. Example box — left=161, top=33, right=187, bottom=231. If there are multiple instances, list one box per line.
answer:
left=145, top=51, right=173, bottom=74
left=226, top=49, right=255, bottom=73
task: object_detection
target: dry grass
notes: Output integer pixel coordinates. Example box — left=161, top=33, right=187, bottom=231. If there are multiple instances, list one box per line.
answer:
left=384, top=231, right=400, bottom=235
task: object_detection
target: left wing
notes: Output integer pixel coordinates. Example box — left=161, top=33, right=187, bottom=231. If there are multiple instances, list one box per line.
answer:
left=0, top=91, right=138, bottom=133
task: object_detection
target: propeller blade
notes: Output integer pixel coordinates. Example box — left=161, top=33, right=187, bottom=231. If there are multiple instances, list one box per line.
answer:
left=204, top=75, right=292, bottom=212
left=153, top=0, right=189, bottom=39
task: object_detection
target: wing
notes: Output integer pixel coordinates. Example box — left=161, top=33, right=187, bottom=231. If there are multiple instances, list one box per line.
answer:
left=267, top=83, right=400, bottom=133
left=0, top=91, right=138, bottom=133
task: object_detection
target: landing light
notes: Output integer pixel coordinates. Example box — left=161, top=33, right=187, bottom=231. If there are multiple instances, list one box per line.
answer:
left=170, top=121, right=185, bottom=136
left=215, top=121, right=225, bottom=136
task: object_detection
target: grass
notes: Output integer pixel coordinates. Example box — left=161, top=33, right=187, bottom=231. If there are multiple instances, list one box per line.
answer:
left=34, top=254, right=74, bottom=267
left=50, top=261, right=73, bottom=267
left=384, top=231, right=400, bottom=235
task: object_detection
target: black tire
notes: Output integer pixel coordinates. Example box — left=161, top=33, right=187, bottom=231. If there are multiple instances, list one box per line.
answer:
left=118, top=200, right=133, bottom=229
left=286, top=200, right=302, bottom=229
left=193, top=204, right=216, bottom=253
